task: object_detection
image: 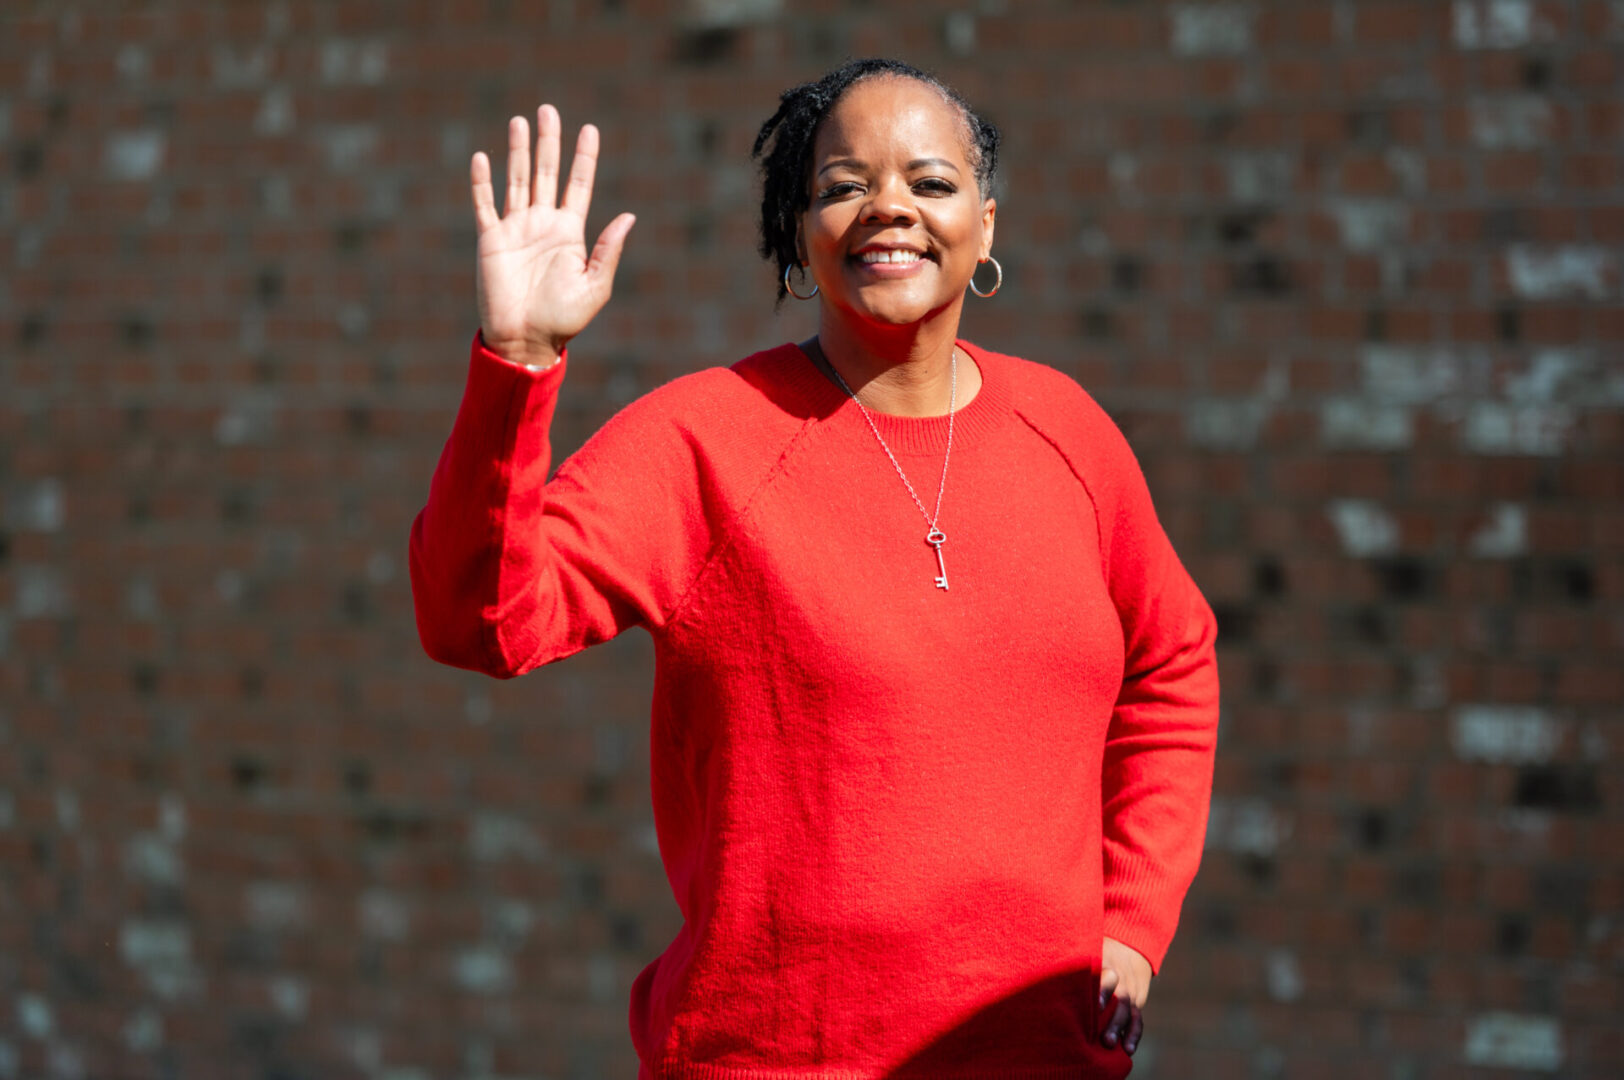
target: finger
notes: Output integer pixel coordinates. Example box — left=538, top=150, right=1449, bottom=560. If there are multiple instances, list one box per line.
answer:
left=505, top=115, right=530, bottom=217
left=586, top=212, right=636, bottom=295
left=534, top=104, right=560, bottom=208
left=1101, top=996, right=1131, bottom=1049
left=470, top=151, right=499, bottom=233
left=1097, top=967, right=1119, bottom=1009
left=561, top=122, right=600, bottom=219
left=1125, top=1005, right=1144, bottom=1055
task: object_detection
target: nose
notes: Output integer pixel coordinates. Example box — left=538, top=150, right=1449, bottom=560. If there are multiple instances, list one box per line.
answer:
left=859, top=175, right=916, bottom=225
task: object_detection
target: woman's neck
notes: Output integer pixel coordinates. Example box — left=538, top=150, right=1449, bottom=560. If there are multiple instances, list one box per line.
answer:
left=806, top=313, right=983, bottom=418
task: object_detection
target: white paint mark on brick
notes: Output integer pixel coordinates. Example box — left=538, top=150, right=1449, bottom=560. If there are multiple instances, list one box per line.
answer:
left=337, top=303, right=370, bottom=339
left=10, top=478, right=63, bottom=531
left=1464, top=1012, right=1563, bottom=1071
left=1453, top=0, right=1543, bottom=48
left=16, top=565, right=70, bottom=618
left=1469, top=503, right=1526, bottom=557
left=689, top=0, right=783, bottom=23
left=116, top=44, right=150, bottom=81
left=123, top=1008, right=162, bottom=1052
left=1452, top=705, right=1562, bottom=764
left=1205, top=797, right=1292, bottom=855
left=347, top=1029, right=382, bottom=1071
left=49, top=1043, right=85, bottom=1080
left=320, top=39, right=389, bottom=85
left=359, top=890, right=411, bottom=941
left=1470, top=96, right=1554, bottom=149
left=1225, top=151, right=1295, bottom=201
left=366, top=550, right=395, bottom=584
left=215, top=390, right=279, bottom=446
left=464, top=691, right=492, bottom=725
left=1507, top=348, right=1624, bottom=406
left=125, top=832, right=183, bottom=886
left=1171, top=4, right=1256, bottom=54
left=440, top=121, right=473, bottom=169
left=1506, top=244, right=1617, bottom=300
left=489, top=899, right=536, bottom=946
left=1108, top=153, right=1139, bottom=198
left=1461, top=403, right=1572, bottom=456
left=105, top=130, right=166, bottom=181
left=1409, top=657, right=1449, bottom=708
left=269, top=976, right=308, bottom=1019
left=1320, top=401, right=1413, bottom=450
left=1186, top=399, right=1269, bottom=449
left=28, top=54, right=52, bottom=95
left=1328, top=499, right=1400, bottom=557
left=945, top=12, right=977, bottom=54
left=455, top=946, right=513, bottom=994
left=55, top=788, right=78, bottom=830
left=469, top=812, right=546, bottom=863
left=1329, top=200, right=1410, bottom=252
left=320, top=125, right=379, bottom=172
left=265, top=2, right=291, bottom=35
left=1266, top=948, right=1305, bottom=1002
left=1580, top=724, right=1608, bottom=762
left=590, top=953, right=617, bottom=1002
left=259, top=174, right=294, bottom=217
left=246, top=881, right=309, bottom=931
left=125, top=575, right=160, bottom=620
left=1361, top=345, right=1480, bottom=404
left=254, top=87, right=295, bottom=136
left=17, top=994, right=51, bottom=1038
left=120, top=920, right=200, bottom=999
left=159, top=792, right=186, bottom=840
left=633, top=824, right=661, bottom=856
left=211, top=44, right=271, bottom=87
left=1385, top=147, right=1427, bottom=195
left=215, top=569, right=245, bottom=605
left=380, top=1069, right=431, bottom=1080
left=0, top=1040, right=14, bottom=1080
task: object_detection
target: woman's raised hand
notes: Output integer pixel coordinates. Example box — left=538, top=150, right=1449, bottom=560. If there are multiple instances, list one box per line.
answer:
left=471, top=105, right=636, bottom=368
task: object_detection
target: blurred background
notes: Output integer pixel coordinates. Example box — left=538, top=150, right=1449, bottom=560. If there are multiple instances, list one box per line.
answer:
left=2, top=1, right=1621, bottom=1077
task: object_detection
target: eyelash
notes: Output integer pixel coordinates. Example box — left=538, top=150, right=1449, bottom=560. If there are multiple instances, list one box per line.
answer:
left=818, top=179, right=957, bottom=200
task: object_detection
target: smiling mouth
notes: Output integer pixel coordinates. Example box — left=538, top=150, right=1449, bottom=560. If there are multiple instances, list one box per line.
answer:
left=856, top=250, right=926, bottom=265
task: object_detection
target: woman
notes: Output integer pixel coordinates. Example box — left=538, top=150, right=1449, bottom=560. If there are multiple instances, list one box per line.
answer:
left=411, top=58, right=1219, bottom=1078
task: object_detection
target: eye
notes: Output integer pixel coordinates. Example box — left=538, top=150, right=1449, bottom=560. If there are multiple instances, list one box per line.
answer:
left=817, top=181, right=862, bottom=200
left=914, top=178, right=956, bottom=195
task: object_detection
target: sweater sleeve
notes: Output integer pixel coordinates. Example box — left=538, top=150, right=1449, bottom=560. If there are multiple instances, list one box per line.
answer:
left=1095, top=424, right=1221, bottom=975
left=408, top=333, right=711, bottom=677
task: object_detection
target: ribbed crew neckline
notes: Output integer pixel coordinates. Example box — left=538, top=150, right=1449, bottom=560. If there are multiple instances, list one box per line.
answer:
left=770, top=340, right=1010, bottom=455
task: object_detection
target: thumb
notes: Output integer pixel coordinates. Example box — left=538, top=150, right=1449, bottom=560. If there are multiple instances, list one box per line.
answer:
left=587, top=212, right=636, bottom=296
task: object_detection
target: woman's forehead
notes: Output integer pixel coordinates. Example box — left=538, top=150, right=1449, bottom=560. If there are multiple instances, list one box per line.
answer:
left=813, top=77, right=971, bottom=162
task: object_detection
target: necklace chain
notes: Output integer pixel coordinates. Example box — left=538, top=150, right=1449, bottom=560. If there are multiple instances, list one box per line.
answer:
left=825, top=348, right=956, bottom=534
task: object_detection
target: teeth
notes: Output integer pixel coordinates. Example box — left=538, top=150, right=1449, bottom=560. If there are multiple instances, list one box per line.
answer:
left=859, top=250, right=922, bottom=264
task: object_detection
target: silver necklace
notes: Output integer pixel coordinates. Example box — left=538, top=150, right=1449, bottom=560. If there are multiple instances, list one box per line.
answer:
left=823, top=347, right=957, bottom=591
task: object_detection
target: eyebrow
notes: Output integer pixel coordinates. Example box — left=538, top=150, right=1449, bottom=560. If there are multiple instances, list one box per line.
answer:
left=816, top=156, right=964, bottom=178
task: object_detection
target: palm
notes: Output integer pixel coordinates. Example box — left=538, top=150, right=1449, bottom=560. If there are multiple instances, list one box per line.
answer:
left=471, top=105, right=635, bottom=365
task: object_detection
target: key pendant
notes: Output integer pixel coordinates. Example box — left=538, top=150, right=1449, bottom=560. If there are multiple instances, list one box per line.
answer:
left=926, top=528, right=949, bottom=591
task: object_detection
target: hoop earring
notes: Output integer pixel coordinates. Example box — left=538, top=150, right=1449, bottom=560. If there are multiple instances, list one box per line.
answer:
left=784, top=262, right=819, bottom=300
left=970, top=255, right=1002, bottom=298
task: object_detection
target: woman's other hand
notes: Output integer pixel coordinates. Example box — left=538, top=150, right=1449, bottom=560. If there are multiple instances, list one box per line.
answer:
left=471, top=104, right=636, bottom=369
left=1099, top=935, right=1151, bottom=1056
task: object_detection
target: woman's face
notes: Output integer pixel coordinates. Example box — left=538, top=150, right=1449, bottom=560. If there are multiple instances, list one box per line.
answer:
left=798, top=77, right=996, bottom=330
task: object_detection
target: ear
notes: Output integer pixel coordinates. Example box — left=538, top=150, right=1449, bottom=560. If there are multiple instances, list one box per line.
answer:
left=979, top=197, right=997, bottom=261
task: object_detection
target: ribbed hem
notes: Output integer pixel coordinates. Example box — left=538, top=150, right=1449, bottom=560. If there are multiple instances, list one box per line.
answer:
left=649, top=1064, right=1118, bottom=1080
left=771, top=339, right=1013, bottom=455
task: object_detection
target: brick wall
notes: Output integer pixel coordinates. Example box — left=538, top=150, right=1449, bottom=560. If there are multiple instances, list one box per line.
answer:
left=2, top=1, right=1620, bottom=1076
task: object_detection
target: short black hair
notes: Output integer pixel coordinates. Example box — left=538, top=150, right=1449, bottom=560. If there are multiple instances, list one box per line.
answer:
left=751, top=58, right=1001, bottom=303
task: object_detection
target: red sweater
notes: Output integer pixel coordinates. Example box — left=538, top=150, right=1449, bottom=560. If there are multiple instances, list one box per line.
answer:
left=410, top=334, right=1220, bottom=1079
